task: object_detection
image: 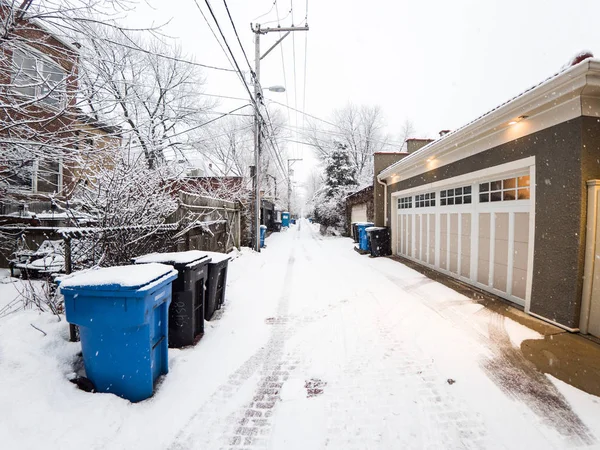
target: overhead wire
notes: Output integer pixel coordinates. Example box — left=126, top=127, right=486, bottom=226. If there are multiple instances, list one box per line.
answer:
left=193, top=0, right=257, bottom=107
left=290, top=0, right=299, bottom=160
left=300, top=0, right=309, bottom=161
left=275, top=1, right=292, bottom=129
left=192, top=0, right=290, bottom=183
left=189, top=0, right=239, bottom=73
left=252, top=0, right=277, bottom=22
left=222, top=0, right=253, bottom=73
left=269, top=101, right=408, bottom=147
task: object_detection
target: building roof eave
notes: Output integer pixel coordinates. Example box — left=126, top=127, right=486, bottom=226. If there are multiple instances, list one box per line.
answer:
left=378, top=59, right=600, bottom=183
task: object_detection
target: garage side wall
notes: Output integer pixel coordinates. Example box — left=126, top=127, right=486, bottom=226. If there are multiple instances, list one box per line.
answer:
left=386, top=119, right=586, bottom=328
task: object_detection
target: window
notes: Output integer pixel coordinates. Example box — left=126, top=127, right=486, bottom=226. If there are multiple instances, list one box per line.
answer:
left=398, top=196, right=412, bottom=209
left=479, top=175, right=530, bottom=203
left=12, top=48, right=66, bottom=107
left=415, top=192, right=435, bottom=208
left=441, top=185, right=472, bottom=206
left=1, top=144, right=62, bottom=193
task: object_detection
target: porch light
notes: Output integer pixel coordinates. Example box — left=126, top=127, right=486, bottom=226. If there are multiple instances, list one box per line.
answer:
left=509, top=115, right=528, bottom=126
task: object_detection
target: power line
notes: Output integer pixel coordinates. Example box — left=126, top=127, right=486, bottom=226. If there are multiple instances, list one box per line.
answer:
left=194, top=0, right=258, bottom=112
left=165, top=104, right=252, bottom=140
left=252, top=0, right=277, bottom=23
left=301, top=1, right=308, bottom=160
left=222, top=0, right=253, bottom=73
left=263, top=4, right=292, bottom=25
left=281, top=123, right=408, bottom=149
left=290, top=0, right=299, bottom=159
left=187, top=1, right=239, bottom=72
left=275, top=1, right=292, bottom=129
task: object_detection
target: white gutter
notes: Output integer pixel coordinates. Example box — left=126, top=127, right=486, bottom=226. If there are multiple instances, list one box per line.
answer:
left=377, top=58, right=600, bottom=182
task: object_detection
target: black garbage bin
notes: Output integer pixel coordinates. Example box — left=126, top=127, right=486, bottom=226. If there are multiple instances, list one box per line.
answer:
left=273, top=221, right=282, bottom=232
left=351, top=222, right=359, bottom=242
left=202, top=251, right=232, bottom=320
left=132, top=251, right=211, bottom=348
left=366, top=227, right=392, bottom=257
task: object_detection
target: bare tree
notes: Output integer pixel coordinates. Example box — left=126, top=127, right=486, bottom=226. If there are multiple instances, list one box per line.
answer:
left=397, top=119, right=415, bottom=151
left=80, top=28, right=216, bottom=169
left=306, top=103, right=391, bottom=185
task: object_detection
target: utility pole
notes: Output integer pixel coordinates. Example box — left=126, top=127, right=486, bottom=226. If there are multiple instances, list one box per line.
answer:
left=251, top=22, right=309, bottom=252
left=287, top=158, right=302, bottom=212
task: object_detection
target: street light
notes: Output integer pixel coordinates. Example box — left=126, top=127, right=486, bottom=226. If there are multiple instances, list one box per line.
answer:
left=265, top=85, right=285, bottom=93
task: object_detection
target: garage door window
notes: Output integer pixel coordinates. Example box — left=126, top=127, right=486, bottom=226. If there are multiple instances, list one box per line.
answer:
left=441, top=186, right=472, bottom=206
left=479, top=176, right=530, bottom=203
left=415, top=192, right=436, bottom=208
left=398, top=196, right=413, bottom=209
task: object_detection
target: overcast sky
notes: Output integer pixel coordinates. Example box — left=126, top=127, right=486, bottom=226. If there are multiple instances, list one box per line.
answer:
left=132, top=0, right=600, bottom=180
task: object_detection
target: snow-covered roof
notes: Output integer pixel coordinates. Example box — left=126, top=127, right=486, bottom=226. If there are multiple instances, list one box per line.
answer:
left=378, top=56, right=600, bottom=182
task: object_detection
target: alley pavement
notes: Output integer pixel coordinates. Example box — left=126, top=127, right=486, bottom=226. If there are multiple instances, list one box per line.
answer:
left=164, top=219, right=599, bottom=450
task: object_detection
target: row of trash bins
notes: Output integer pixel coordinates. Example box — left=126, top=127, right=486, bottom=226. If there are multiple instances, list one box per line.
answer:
left=352, top=222, right=392, bottom=257
left=58, top=250, right=231, bottom=403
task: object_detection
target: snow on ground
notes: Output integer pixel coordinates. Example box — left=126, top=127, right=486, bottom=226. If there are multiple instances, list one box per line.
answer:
left=1, top=220, right=599, bottom=449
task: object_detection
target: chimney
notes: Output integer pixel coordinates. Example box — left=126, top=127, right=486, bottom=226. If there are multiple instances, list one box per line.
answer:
left=406, top=138, right=434, bottom=154
left=439, top=129, right=451, bottom=137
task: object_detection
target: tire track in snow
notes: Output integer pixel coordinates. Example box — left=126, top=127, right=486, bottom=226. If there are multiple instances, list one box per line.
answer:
left=168, top=251, right=298, bottom=449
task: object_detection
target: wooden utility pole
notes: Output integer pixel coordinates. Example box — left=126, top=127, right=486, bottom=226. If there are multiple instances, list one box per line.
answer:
left=251, top=22, right=309, bottom=251
left=287, top=158, right=302, bottom=212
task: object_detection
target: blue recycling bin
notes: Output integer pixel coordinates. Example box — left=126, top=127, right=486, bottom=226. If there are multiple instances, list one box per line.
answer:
left=60, top=263, right=177, bottom=402
left=357, top=222, right=375, bottom=251
left=260, top=225, right=267, bottom=248
left=291, top=218, right=296, bottom=225
left=281, top=212, right=290, bottom=227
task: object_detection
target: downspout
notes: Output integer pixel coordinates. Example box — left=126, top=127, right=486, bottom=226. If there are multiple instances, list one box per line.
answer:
left=377, top=176, right=388, bottom=227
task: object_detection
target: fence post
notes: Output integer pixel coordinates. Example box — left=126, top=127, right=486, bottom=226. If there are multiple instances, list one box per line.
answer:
left=63, top=236, right=78, bottom=343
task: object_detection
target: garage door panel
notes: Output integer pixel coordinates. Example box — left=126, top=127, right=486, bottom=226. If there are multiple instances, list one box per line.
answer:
left=461, top=255, right=470, bottom=278
left=514, top=212, right=529, bottom=243
left=428, top=214, right=435, bottom=263
left=440, top=214, right=448, bottom=270
left=461, top=214, right=471, bottom=258
left=493, top=263, right=508, bottom=292
left=512, top=268, right=528, bottom=299
left=513, top=242, right=529, bottom=270
left=407, top=216, right=413, bottom=257
left=421, top=215, right=427, bottom=263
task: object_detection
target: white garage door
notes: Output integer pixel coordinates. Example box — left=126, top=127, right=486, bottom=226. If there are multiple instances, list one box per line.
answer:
left=395, top=168, right=533, bottom=307
left=351, top=204, right=368, bottom=223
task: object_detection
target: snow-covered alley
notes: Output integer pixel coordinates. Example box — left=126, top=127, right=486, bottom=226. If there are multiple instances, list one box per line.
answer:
left=1, top=218, right=600, bottom=450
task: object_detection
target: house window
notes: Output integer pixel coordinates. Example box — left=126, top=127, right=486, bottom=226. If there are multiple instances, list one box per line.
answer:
left=440, top=186, right=472, bottom=206
left=12, top=47, right=66, bottom=107
left=415, top=192, right=436, bottom=208
left=398, top=196, right=412, bottom=209
left=1, top=144, right=62, bottom=193
left=479, top=176, right=530, bottom=203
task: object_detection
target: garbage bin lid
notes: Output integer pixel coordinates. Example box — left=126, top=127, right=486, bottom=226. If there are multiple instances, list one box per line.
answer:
left=365, top=226, right=386, bottom=232
left=132, top=250, right=210, bottom=266
left=58, top=263, right=177, bottom=291
left=201, top=251, right=232, bottom=264
left=260, top=225, right=268, bottom=229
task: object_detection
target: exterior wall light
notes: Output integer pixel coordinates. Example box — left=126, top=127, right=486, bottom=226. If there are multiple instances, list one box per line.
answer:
left=509, top=115, right=529, bottom=126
